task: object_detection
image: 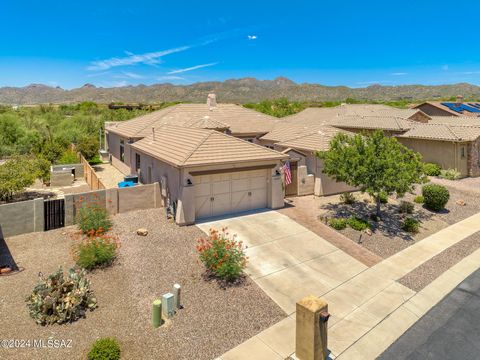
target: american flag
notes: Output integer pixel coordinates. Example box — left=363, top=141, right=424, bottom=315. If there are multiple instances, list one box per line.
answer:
left=283, top=161, right=292, bottom=186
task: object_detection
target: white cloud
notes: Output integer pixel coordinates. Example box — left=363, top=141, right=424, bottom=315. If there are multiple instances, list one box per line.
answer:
left=391, top=72, right=407, bottom=76
left=113, top=71, right=145, bottom=79
left=247, top=35, right=258, bottom=40
left=356, top=80, right=392, bottom=85
left=87, top=45, right=191, bottom=71
left=167, top=62, right=218, bottom=74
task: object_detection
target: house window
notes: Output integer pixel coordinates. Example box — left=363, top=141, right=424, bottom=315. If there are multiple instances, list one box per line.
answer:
left=461, top=147, right=466, bottom=159
left=120, top=139, right=125, bottom=162
left=135, top=153, right=141, bottom=171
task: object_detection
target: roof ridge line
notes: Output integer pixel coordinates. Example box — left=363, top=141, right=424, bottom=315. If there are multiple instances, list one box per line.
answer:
left=215, top=130, right=287, bottom=156
left=179, top=129, right=213, bottom=166
left=444, top=124, right=461, bottom=141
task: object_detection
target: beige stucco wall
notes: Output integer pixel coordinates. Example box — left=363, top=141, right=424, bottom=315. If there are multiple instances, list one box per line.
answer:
left=107, top=132, right=133, bottom=175
left=398, top=138, right=469, bottom=177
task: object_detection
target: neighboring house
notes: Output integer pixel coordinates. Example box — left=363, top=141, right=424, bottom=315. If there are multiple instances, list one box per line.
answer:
left=276, top=104, right=480, bottom=179
left=397, top=123, right=480, bottom=178
left=413, top=96, right=480, bottom=117
left=129, top=125, right=287, bottom=225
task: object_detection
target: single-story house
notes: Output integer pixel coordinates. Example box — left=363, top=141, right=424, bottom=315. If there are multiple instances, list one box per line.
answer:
left=413, top=97, right=480, bottom=117
left=128, top=125, right=287, bottom=225
left=397, top=123, right=480, bottom=178
left=258, top=123, right=356, bottom=196
left=105, top=102, right=279, bottom=174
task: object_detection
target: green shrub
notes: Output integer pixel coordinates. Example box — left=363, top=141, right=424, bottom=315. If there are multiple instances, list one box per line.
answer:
left=402, top=217, right=420, bottom=233
left=88, top=338, right=121, bottom=360
left=328, top=218, right=347, bottom=230
left=25, top=267, right=97, bottom=325
left=73, top=235, right=119, bottom=270
left=57, top=149, right=79, bottom=165
left=347, top=216, right=370, bottom=231
left=399, top=201, right=414, bottom=214
left=414, top=195, right=425, bottom=204
left=77, top=203, right=112, bottom=236
left=197, top=228, right=247, bottom=282
left=374, top=192, right=388, bottom=204
left=423, top=163, right=442, bottom=176
left=339, top=192, right=356, bottom=205
left=422, top=184, right=450, bottom=211
left=439, top=168, right=461, bottom=180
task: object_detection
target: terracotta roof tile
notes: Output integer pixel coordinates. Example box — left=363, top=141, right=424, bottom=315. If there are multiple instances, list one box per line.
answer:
left=398, top=123, right=480, bottom=142
left=130, top=125, right=287, bottom=168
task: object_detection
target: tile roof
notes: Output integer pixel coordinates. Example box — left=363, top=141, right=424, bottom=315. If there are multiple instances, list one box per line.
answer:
left=428, top=116, right=480, bottom=126
left=276, top=126, right=352, bottom=152
left=329, top=115, right=414, bottom=131
left=107, top=103, right=278, bottom=138
left=130, top=125, right=288, bottom=168
left=182, top=117, right=229, bottom=130
left=398, top=123, right=480, bottom=142
left=336, top=104, right=422, bottom=119
left=260, top=122, right=324, bottom=142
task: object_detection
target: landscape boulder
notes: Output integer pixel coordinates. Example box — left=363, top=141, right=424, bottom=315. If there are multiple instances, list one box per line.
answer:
left=136, top=228, right=149, bottom=236
left=456, top=199, right=466, bottom=206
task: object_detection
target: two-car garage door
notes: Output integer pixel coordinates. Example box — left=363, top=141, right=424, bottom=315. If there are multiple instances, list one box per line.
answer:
left=194, top=169, right=268, bottom=219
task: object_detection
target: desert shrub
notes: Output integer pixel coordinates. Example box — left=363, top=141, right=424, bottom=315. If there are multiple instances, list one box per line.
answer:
left=422, top=184, right=450, bottom=211
left=328, top=218, right=347, bottom=230
left=439, top=168, right=461, bottom=180
left=374, top=191, right=388, bottom=204
left=347, top=216, right=370, bottom=231
left=77, top=203, right=112, bottom=236
left=58, top=149, right=79, bottom=164
left=73, top=235, right=119, bottom=270
left=423, top=163, right=442, bottom=176
left=399, top=201, right=414, bottom=214
left=402, top=217, right=420, bottom=233
left=414, top=195, right=425, bottom=204
left=197, top=228, right=247, bottom=282
left=88, top=338, right=121, bottom=360
left=339, top=192, right=356, bottom=205
left=25, top=267, right=97, bottom=325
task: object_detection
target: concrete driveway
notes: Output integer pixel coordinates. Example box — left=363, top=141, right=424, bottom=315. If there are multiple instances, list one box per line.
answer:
left=197, top=210, right=367, bottom=315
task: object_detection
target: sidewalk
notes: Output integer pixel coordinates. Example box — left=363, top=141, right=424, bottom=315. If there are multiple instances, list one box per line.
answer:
left=211, top=211, right=480, bottom=360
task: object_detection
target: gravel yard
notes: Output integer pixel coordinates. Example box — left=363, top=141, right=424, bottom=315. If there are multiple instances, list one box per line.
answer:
left=312, top=179, right=480, bottom=259
left=0, top=209, right=285, bottom=360
left=398, top=231, right=480, bottom=292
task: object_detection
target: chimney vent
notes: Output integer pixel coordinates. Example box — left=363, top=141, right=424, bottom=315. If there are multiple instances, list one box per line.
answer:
left=456, top=95, right=463, bottom=106
left=207, top=93, right=217, bottom=110
left=152, top=127, right=155, bottom=141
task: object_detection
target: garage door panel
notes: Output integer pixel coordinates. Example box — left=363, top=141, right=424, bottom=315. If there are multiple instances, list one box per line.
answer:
left=250, top=176, right=267, bottom=190
left=212, top=180, right=231, bottom=195
left=195, top=195, right=211, bottom=219
left=212, top=193, right=231, bottom=216
left=195, top=182, right=211, bottom=197
left=232, top=178, right=250, bottom=192
left=250, top=189, right=267, bottom=209
left=232, top=191, right=250, bottom=212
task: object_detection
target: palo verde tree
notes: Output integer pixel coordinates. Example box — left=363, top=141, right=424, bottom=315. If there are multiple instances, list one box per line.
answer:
left=316, top=130, right=425, bottom=217
left=0, top=157, right=44, bottom=201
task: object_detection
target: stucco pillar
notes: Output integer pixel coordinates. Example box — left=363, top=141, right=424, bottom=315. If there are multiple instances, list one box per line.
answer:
left=269, top=173, right=284, bottom=209
left=296, top=295, right=329, bottom=360
left=176, top=184, right=195, bottom=226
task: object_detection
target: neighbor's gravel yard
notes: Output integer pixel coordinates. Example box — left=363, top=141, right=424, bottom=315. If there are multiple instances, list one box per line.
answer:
left=317, top=179, right=480, bottom=259
left=0, top=209, right=285, bottom=360
left=399, top=231, right=480, bottom=292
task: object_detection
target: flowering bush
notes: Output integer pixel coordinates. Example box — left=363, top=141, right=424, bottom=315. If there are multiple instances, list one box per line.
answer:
left=77, top=202, right=112, bottom=236
left=196, top=228, right=247, bottom=282
left=72, top=234, right=120, bottom=271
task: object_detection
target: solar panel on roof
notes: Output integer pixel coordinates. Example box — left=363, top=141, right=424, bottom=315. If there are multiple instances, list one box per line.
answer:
left=441, top=102, right=480, bottom=113
left=468, top=103, right=480, bottom=109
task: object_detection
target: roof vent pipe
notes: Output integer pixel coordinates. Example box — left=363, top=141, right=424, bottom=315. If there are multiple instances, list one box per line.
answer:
left=207, top=93, right=217, bottom=110
left=152, top=127, right=155, bottom=142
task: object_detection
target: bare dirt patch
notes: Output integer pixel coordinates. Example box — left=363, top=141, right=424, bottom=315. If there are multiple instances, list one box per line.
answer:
left=0, top=208, right=285, bottom=360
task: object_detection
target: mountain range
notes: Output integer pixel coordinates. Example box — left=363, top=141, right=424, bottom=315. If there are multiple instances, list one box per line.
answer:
left=1, top=77, right=480, bottom=105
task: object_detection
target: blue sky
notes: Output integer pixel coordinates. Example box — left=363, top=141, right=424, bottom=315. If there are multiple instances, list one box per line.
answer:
left=1, top=0, right=480, bottom=89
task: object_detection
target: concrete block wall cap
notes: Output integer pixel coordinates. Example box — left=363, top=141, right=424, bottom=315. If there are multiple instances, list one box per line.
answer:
left=297, top=295, right=328, bottom=312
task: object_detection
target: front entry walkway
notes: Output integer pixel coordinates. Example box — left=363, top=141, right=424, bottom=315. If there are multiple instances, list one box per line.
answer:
left=197, top=211, right=480, bottom=360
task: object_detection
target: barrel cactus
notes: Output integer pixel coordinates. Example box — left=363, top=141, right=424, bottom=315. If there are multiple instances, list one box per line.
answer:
left=26, top=267, right=97, bottom=325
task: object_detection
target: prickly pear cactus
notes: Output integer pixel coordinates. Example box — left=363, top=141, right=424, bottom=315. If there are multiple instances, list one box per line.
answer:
left=26, top=266, right=97, bottom=325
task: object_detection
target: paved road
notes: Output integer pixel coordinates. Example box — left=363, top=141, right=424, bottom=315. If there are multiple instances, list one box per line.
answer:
left=379, top=268, right=480, bottom=360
